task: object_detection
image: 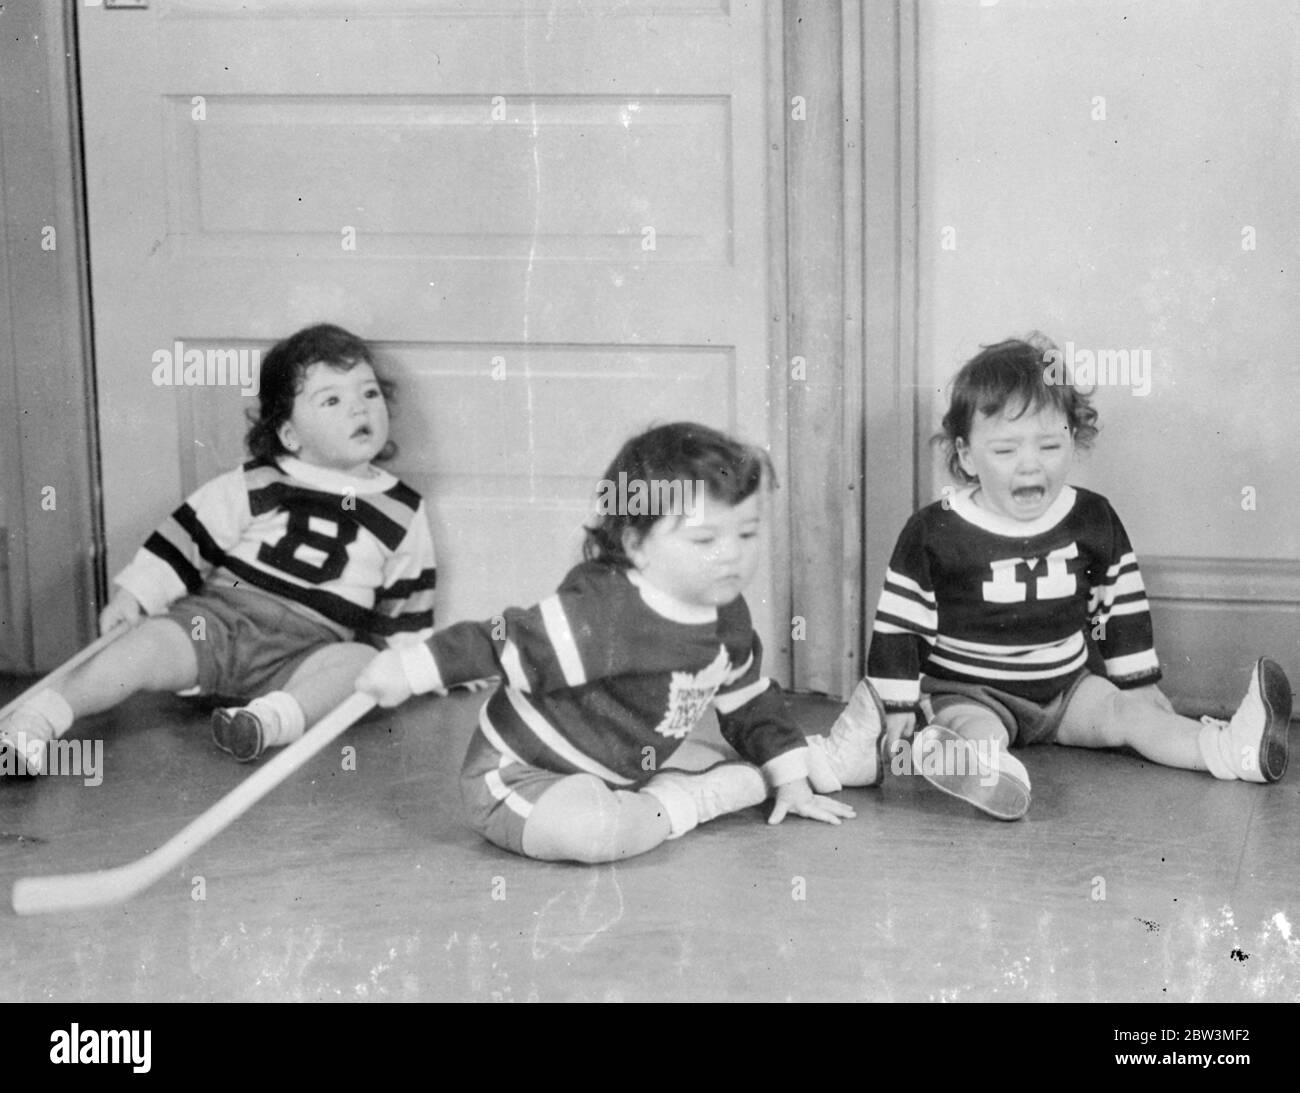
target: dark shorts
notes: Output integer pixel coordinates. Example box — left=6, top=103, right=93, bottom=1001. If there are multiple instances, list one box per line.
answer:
left=920, top=668, right=1093, bottom=748
left=165, top=585, right=342, bottom=703
left=460, top=723, right=573, bottom=856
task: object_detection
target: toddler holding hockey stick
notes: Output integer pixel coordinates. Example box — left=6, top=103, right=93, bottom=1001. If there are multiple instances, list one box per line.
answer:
left=0, top=323, right=437, bottom=774
left=356, top=422, right=879, bottom=862
left=833, top=335, right=1292, bottom=820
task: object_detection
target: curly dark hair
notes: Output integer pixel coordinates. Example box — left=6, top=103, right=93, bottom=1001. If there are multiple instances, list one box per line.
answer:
left=246, top=323, right=397, bottom=463
left=583, top=422, right=774, bottom=568
left=936, top=333, right=1099, bottom=483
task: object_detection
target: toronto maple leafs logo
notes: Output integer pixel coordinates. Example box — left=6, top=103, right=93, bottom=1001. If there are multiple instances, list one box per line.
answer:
left=652, top=646, right=731, bottom=739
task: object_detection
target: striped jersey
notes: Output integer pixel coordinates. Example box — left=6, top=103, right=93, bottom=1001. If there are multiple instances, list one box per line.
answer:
left=399, top=562, right=810, bottom=787
left=114, top=457, right=437, bottom=646
left=867, top=485, right=1161, bottom=710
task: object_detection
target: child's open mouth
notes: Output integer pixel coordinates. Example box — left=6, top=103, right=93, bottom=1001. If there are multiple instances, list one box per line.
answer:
left=1012, top=486, right=1046, bottom=504
left=351, top=425, right=372, bottom=439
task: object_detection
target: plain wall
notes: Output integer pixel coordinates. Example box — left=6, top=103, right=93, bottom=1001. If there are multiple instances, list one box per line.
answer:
left=915, top=0, right=1299, bottom=710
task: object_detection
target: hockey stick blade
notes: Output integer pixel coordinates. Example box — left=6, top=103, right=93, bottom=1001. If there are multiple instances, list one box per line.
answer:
left=11, top=692, right=377, bottom=915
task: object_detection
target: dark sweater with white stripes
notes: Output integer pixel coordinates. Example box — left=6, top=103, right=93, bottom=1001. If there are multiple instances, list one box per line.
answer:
left=866, top=485, right=1161, bottom=711
left=399, top=562, right=810, bottom=787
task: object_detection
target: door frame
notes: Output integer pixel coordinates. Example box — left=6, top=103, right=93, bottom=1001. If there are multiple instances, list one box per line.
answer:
left=777, top=0, right=919, bottom=697
left=0, top=0, right=102, bottom=672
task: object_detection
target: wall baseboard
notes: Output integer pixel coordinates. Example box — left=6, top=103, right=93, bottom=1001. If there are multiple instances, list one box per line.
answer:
left=1142, top=555, right=1300, bottom=721
left=1142, top=555, right=1300, bottom=606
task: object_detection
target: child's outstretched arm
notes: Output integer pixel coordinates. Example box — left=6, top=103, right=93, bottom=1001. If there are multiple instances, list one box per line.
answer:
left=113, top=466, right=253, bottom=616
left=712, top=623, right=856, bottom=827
left=355, top=648, right=413, bottom=707
left=866, top=512, right=935, bottom=749
left=1087, top=501, right=1164, bottom=691
left=356, top=585, right=626, bottom=708
left=371, top=497, right=438, bottom=647
left=98, top=587, right=145, bottom=635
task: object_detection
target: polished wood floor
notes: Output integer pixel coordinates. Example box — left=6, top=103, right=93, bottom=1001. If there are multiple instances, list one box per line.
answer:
left=1, top=681, right=1296, bottom=1002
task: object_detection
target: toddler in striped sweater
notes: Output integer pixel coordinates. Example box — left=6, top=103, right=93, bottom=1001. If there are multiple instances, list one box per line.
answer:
left=837, top=335, right=1291, bottom=820
left=356, top=422, right=874, bottom=862
left=0, top=324, right=436, bottom=775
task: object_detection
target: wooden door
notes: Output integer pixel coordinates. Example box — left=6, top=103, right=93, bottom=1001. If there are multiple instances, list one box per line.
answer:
left=78, top=1, right=783, bottom=654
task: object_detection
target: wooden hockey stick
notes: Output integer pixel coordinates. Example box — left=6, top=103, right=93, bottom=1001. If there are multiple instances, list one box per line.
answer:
left=11, top=692, right=377, bottom=915
left=0, top=623, right=130, bottom=724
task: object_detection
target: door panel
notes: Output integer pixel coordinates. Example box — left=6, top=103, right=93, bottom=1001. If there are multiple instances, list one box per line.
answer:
left=80, top=1, right=780, bottom=650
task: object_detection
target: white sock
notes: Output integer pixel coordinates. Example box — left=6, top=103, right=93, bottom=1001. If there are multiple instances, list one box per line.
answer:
left=17, top=691, right=75, bottom=738
left=641, top=780, right=697, bottom=839
left=245, top=692, right=305, bottom=747
left=804, top=735, right=843, bottom=794
left=1196, top=718, right=1238, bottom=781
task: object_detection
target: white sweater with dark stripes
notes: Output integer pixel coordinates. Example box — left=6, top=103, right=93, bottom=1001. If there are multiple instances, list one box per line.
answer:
left=113, top=457, right=437, bottom=646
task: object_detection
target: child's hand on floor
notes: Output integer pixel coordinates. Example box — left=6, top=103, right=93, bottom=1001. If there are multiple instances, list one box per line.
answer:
left=355, top=649, right=414, bottom=707
left=883, top=711, right=916, bottom=758
left=99, top=588, right=143, bottom=634
left=767, top=777, right=856, bottom=826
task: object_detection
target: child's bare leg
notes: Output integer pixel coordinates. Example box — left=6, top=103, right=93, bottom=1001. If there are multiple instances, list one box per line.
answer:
left=56, top=619, right=199, bottom=718
left=0, top=620, right=197, bottom=774
left=918, top=701, right=1032, bottom=820
left=932, top=701, right=1009, bottom=750
left=522, top=775, right=672, bottom=862
left=282, top=643, right=377, bottom=724
left=522, top=762, right=768, bottom=863
left=1056, top=675, right=1203, bottom=767
left=210, top=642, right=375, bottom=762
left=1058, top=661, right=1290, bottom=783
